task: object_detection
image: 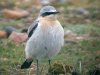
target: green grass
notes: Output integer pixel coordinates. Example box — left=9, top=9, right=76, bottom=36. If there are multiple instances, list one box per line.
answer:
left=0, top=19, right=24, bottom=29
left=0, top=38, right=100, bottom=75
left=0, top=40, right=25, bottom=75
left=0, top=20, right=100, bottom=74
left=0, top=7, right=100, bottom=74
left=64, top=24, right=100, bottom=35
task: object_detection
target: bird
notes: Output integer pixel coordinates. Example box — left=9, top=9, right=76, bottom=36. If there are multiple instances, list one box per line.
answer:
left=21, top=5, right=64, bottom=75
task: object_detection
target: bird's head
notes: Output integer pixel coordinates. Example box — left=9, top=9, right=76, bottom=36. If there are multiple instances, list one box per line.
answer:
left=39, top=6, right=59, bottom=20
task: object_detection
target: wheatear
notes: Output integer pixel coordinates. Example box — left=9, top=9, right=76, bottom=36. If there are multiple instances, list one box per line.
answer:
left=21, top=5, right=64, bottom=74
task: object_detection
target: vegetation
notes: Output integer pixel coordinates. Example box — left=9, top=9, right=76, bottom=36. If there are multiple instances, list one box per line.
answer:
left=0, top=0, right=100, bottom=75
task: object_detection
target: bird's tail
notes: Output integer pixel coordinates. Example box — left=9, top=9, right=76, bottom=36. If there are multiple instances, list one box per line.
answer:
left=21, top=59, right=33, bottom=69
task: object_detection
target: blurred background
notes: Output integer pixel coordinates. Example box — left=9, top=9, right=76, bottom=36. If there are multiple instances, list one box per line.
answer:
left=0, top=0, right=100, bottom=75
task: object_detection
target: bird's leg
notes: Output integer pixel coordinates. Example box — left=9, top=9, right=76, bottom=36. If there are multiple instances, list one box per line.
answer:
left=48, top=59, right=52, bottom=75
left=36, top=59, right=39, bottom=75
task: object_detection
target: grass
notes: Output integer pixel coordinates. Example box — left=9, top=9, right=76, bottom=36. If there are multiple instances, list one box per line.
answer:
left=0, top=18, right=26, bottom=30
left=63, top=23, right=100, bottom=35
left=0, top=40, right=25, bottom=75
left=0, top=18, right=100, bottom=75
left=0, top=3, right=100, bottom=74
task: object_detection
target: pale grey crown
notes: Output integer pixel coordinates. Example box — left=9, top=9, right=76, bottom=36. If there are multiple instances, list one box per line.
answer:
left=39, top=6, right=57, bottom=15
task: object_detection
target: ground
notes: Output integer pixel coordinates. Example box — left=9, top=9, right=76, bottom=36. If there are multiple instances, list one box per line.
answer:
left=0, top=1, right=100, bottom=75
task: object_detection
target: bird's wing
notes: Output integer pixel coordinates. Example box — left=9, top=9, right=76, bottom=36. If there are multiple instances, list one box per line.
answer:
left=27, top=20, right=38, bottom=38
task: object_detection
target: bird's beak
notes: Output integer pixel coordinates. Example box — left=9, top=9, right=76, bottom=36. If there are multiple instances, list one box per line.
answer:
left=55, top=11, right=60, bottom=14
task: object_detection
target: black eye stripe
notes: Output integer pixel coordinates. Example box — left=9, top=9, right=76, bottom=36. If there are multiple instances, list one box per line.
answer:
left=41, top=12, right=59, bottom=17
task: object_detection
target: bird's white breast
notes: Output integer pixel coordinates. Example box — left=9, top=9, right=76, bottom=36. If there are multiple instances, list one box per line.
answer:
left=25, top=20, right=64, bottom=60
